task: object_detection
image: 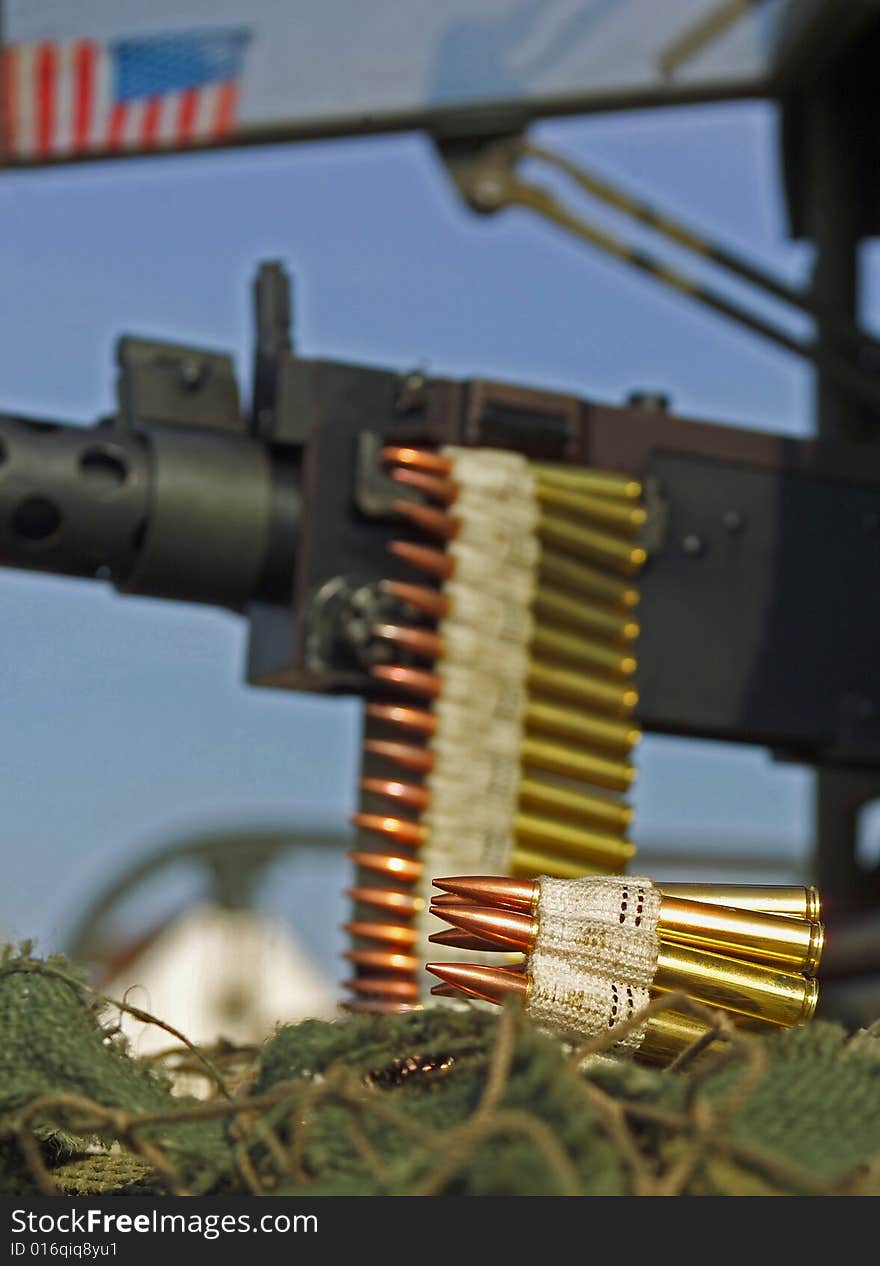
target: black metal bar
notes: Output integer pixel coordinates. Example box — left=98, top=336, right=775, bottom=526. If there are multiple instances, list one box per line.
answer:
left=805, top=86, right=880, bottom=911
left=0, top=87, right=770, bottom=177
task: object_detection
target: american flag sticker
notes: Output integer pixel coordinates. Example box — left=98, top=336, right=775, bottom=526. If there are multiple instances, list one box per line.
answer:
left=1, top=27, right=251, bottom=160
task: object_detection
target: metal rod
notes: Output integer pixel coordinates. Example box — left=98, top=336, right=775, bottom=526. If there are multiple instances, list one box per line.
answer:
left=498, top=176, right=880, bottom=416
left=522, top=138, right=880, bottom=362
left=804, top=85, right=880, bottom=914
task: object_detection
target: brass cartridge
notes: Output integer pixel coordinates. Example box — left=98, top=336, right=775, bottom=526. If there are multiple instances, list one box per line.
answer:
left=535, top=480, right=647, bottom=532
left=653, top=941, right=819, bottom=1027
left=511, top=846, right=603, bottom=880
left=533, top=584, right=640, bottom=642
left=538, top=511, right=647, bottom=574
left=636, top=1009, right=724, bottom=1066
left=657, top=894, right=824, bottom=975
left=528, top=660, right=639, bottom=716
left=520, top=734, right=635, bottom=791
left=538, top=547, right=641, bottom=606
left=525, top=698, right=640, bottom=754
left=636, top=1008, right=781, bottom=1064
left=533, top=465, right=643, bottom=502
left=517, top=776, right=633, bottom=833
left=659, top=883, right=821, bottom=922
left=513, top=812, right=635, bottom=870
left=531, top=622, right=637, bottom=676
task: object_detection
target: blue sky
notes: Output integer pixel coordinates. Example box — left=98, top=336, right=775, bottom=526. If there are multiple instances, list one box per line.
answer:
left=0, top=98, right=840, bottom=982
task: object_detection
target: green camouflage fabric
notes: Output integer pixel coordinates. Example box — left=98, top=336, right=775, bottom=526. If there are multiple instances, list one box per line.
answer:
left=2, top=945, right=878, bottom=1196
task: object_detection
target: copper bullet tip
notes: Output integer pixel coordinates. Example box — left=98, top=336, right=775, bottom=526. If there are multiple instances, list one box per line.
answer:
left=351, top=812, right=427, bottom=846
left=347, top=887, right=425, bottom=916
left=425, top=962, right=530, bottom=1006
left=433, top=875, right=539, bottom=914
left=340, top=999, right=423, bottom=1015
left=378, top=581, right=449, bottom=620
left=344, top=977, right=421, bottom=1001
left=365, top=701, right=438, bottom=734
left=372, top=623, right=443, bottom=660
left=379, top=446, right=453, bottom=475
left=362, top=737, right=435, bottom=771
left=348, top=849, right=423, bottom=883
left=344, top=949, right=419, bottom=974
left=392, top=499, right=459, bottom=540
left=429, top=892, right=470, bottom=908
left=369, top=663, right=443, bottom=698
left=359, top=777, right=431, bottom=812
left=388, top=539, right=455, bottom=579
left=391, top=467, right=458, bottom=503
left=431, top=904, right=538, bottom=951
left=344, top=921, right=419, bottom=948
left=427, top=927, right=507, bottom=952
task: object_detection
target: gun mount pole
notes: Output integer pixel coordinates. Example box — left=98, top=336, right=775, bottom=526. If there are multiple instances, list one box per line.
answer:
left=805, top=80, right=880, bottom=912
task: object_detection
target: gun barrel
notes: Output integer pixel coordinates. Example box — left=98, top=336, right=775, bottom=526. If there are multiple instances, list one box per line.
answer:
left=0, top=413, right=299, bottom=610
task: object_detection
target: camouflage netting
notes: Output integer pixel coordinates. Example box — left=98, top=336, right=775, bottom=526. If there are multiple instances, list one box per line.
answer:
left=2, top=943, right=880, bottom=1196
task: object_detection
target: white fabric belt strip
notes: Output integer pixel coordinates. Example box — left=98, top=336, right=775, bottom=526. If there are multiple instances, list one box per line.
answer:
left=415, top=447, right=537, bottom=964
left=527, top=875, right=661, bottom=1050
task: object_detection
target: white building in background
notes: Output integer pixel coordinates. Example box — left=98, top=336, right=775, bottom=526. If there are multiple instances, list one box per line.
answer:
left=104, top=903, right=338, bottom=1063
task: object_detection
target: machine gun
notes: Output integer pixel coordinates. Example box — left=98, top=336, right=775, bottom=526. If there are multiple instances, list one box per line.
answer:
left=2, top=260, right=879, bottom=1021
